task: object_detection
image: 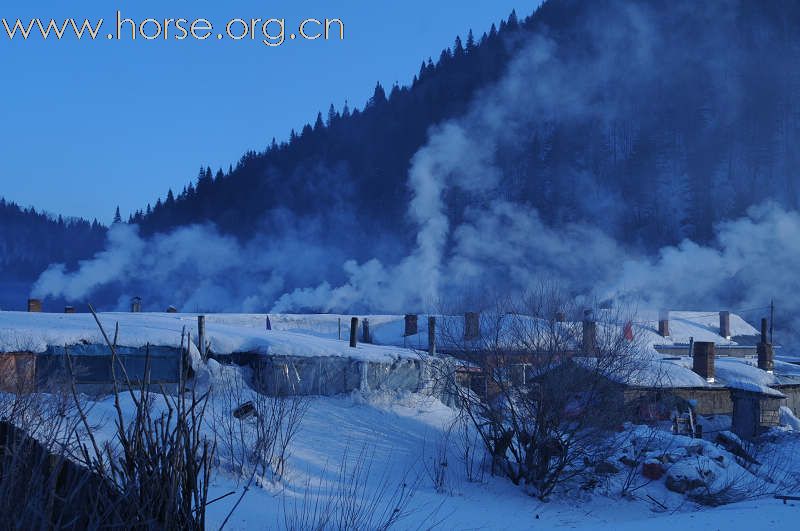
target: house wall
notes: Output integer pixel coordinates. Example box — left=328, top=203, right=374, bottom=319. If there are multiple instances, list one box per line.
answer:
left=624, top=386, right=733, bottom=417
left=731, top=394, right=759, bottom=439
left=776, top=384, right=800, bottom=416
left=0, top=353, right=36, bottom=393
left=249, top=355, right=446, bottom=398
left=0, top=345, right=183, bottom=395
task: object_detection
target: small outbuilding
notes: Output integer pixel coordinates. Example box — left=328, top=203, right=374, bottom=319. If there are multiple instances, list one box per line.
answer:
left=730, top=387, right=784, bottom=439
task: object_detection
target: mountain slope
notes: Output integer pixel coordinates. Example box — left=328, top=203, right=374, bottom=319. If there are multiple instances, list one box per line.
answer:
left=133, top=0, right=800, bottom=254
left=0, top=198, right=105, bottom=308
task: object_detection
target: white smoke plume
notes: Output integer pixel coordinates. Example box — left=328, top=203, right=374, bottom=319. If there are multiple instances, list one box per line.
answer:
left=31, top=2, right=800, bottom=346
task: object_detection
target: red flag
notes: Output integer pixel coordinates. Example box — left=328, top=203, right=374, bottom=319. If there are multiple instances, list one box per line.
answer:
left=624, top=321, right=634, bottom=341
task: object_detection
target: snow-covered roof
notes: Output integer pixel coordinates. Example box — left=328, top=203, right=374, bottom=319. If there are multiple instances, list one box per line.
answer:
left=257, top=310, right=757, bottom=352
left=587, top=352, right=798, bottom=396
left=0, top=312, right=420, bottom=363
left=1, top=311, right=788, bottom=387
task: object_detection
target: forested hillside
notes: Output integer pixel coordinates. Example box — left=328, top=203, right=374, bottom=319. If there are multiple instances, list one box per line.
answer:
left=131, top=0, right=800, bottom=253
left=8, top=0, right=800, bottom=316
left=0, top=198, right=105, bottom=308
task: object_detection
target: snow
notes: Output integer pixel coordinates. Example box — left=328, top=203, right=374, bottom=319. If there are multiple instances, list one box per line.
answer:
left=2, top=311, right=797, bottom=529
left=0, top=311, right=420, bottom=363
left=198, top=310, right=762, bottom=352
left=0, top=308, right=763, bottom=357
left=62, top=365, right=800, bottom=530
left=780, top=406, right=800, bottom=431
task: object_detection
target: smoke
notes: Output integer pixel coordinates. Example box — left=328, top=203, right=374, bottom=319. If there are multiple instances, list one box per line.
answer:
left=31, top=218, right=346, bottom=313
left=30, top=1, right=800, bottom=345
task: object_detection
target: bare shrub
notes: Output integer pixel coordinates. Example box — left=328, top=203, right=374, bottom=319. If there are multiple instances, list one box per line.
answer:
left=208, top=368, right=252, bottom=477
left=423, top=423, right=453, bottom=494
left=456, top=414, right=488, bottom=484
left=208, top=364, right=308, bottom=484
left=0, top=391, right=92, bottom=529
left=252, top=390, right=308, bottom=482
left=67, top=326, right=215, bottom=529
left=432, top=285, right=648, bottom=499
left=281, top=445, right=427, bottom=531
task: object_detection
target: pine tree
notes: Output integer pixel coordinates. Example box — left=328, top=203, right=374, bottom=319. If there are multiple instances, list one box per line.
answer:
left=113, top=206, right=122, bottom=224
left=314, top=112, right=325, bottom=131
left=454, top=36, right=465, bottom=58
left=466, top=30, right=476, bottom=53
left=368, top=83, right=387, bottom=107
left=327, top=104, right=338, bottom=126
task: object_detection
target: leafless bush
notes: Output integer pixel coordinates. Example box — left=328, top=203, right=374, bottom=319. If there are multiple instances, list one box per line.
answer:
left=0, top=336, right=215, bottom=529
left=455, top=414, right=488, bottom=484
left=252, top=390, right=308, bottom=482
left=432, top=285, right=648, bottom=499
left=208, top=369, right=252, bottom=477
left=0, top=390, right=92, bottom=529
left=281, top=445, right=428, bottom=531
left=208, top=365, right=308, bottom=484
left=65, top=314, right=215, bottom=530
left=423, top=423, right=453, bottom=494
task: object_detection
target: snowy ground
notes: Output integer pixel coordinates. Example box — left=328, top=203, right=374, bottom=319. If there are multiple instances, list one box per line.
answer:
left=196, top=379, right=800, bottom=530
left=64, top=360, right=798, bottom=530
left=3, top=310, right=799, bottom=529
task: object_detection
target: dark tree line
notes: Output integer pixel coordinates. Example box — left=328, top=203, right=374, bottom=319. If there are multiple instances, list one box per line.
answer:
left=5, top=0, right=800, bottom=292
left=130, top=0, right=800, bottom=257
left=0, top=198, right=105, bottom=280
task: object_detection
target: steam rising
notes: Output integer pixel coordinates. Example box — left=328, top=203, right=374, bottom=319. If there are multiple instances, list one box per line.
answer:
left=31, top=2, right=800, bottom=344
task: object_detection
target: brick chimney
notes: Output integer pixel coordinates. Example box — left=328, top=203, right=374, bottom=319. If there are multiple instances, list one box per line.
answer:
left=555, top=311, right=566, bottom=323
left=464, top=312, right=480, bottom=340
left=583, top=309, right=597, bottom=355
left=64, top=306, right=76, bottom=314
left=692, top=341, right=715, bottom=383
left=404, top=314, right=418, bottom=336
left=757, top=318, right=774, bottom=373
left=658, top=309, right=670, bottom=337
left=719, top=311, right=731, bottom=339
left=27, top=299, right=42, bottom=313
left=131, top=297, right=142, bottom=313
left=362, top=318, right=372, bottom=344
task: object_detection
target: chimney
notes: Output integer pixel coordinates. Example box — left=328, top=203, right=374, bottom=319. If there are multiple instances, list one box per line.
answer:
left=658, top=309, right=670, bottom=337
left=349, top=317, right=359, bottom=348
left=27, top=299, right=42, bottom=313
left=692, top=341, right=715, bottom=382
left=166, top=305, right=178, bottom=313
left=555, top=311, right=566, bottom=323
left=131, top=297, right=142, bottom=313
left=64, top=306, right=76, bottom=314
left=758, top=318, right=774, bottom=373
left=464, top=312, right=480, bottom=340
left=362, top=318, right=372, bottom=344
left=583, top=309, right=597, bottom=355
left=428, top=316, right=437, bottom=356
left=404, top=314, right=418, bottom=336
left=719, top=311, right=731, bottom=339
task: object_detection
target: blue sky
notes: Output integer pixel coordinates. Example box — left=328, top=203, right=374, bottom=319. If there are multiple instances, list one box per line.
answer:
left=0, top=0, right=538, bottom=223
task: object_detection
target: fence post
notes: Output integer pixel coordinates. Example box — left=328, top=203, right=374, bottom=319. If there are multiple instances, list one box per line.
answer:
left=197, top=315, right=206, bottom=361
